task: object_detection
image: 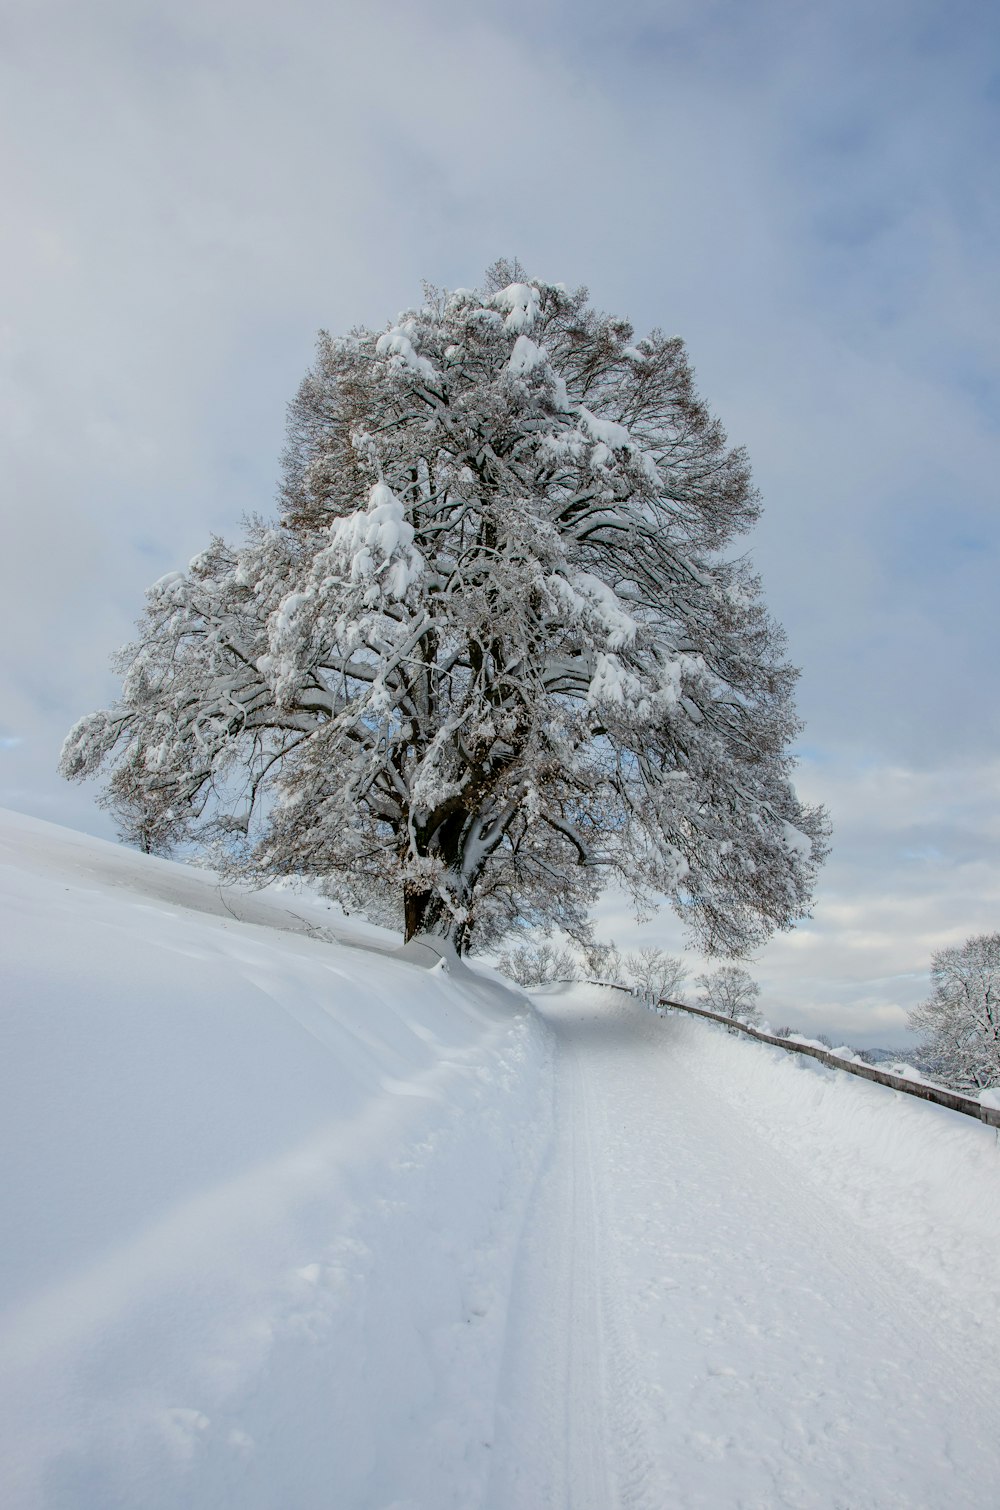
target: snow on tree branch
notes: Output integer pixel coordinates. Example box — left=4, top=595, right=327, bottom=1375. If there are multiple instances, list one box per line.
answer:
left=61, top=265, right=829, bottom=953
left=908, top=934, right=1000, bottom=1093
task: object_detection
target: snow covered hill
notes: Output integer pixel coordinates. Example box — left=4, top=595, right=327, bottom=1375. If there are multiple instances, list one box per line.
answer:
left=2, top=809, right=999, bottom=1508
left=0, top=811, right=552, bottom=1509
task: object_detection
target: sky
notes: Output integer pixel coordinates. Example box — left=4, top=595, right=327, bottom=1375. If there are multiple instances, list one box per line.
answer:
left=2, top=0, right=998, bottom=1045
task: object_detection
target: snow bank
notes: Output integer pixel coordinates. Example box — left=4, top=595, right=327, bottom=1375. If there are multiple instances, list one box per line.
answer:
left=661, top=1008, right=1000, bottom=1348
left=0, top=810, right=554, bottom=1510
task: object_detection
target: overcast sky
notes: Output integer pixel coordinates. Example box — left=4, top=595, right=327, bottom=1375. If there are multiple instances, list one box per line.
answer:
left=2, top=0, right=998, bottom=1044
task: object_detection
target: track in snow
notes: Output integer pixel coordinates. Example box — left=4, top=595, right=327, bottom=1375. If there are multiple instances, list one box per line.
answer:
left=487, top=1011, right=657, bottom=1510
left=486, top=983, right=1000, bottom=1510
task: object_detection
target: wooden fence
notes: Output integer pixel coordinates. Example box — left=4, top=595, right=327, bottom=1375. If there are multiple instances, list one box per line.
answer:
left=654, top=997, right=1000, bottom=1131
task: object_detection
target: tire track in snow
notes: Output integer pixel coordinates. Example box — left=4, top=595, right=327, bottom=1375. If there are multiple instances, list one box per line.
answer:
left=485, top=1016, right=601, bottom=1508
left=559, top=1039, right=616, bottom=1508
left=485, top=998, right=659, bottom=1510
left=570, top=1031, right=662, bottom=1510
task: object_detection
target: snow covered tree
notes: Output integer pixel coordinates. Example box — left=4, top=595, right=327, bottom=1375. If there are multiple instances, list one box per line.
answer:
left=908, top=934, right=1000, bottom=1091
left=61, top=262, right=828, bottom=954
left=96, top=746, right=189, bottom=856
left=580, top=940, right=625, bottom=985
left=625, top=947, right=687, bottom=1003
left=697, top=965, right=762, bottom=1026
left=494, top=940, right=578, bottom=988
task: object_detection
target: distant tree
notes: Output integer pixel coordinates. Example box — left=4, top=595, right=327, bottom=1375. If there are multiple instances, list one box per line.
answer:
left=495, top=940, right=578, bottom=987
left=581, top=940, right=624, bottom=984
left=908, top=934, right=1000, bottom=1092
left=61, top=263, right=827, bottom=954
left=98, top=753, right=187, bottom=856
left=697, top=965, right=762, bottom=1027
left=625, top=947, right=687, bottom=1003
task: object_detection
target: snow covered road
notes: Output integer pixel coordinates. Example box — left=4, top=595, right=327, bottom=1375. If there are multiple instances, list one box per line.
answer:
left=488, top=984, right=1000, bottom=1510
left=3, top=813, right=999, bottom=1508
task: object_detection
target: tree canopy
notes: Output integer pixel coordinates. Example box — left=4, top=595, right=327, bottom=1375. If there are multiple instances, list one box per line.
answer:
left=696, top=965, right=763, bottom=1026
left=62, top=262, right=828, bottom=954
left=909, top=933, right=1000, bottom=1091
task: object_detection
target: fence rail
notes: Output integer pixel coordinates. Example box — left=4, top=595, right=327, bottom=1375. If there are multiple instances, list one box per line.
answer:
left=654, top=998, right=1000, bottom=1131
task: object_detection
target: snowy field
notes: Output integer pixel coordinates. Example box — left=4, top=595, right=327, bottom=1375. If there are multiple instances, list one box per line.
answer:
left=2, top=809, right=999, bottom=1508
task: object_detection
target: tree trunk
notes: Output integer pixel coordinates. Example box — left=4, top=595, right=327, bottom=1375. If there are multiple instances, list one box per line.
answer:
left=403, top=807, right=482, bottom=951
left=404, top=881, right=465, bottom=942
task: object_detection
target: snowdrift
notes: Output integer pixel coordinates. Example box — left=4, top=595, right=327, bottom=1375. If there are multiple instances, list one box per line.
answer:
left=0, top=810, right=552, bottom=1510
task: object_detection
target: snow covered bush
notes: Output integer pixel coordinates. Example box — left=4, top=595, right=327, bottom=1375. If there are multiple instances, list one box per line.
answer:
left=494, top=940, right=578, bottom=988
left=908, top=933, right=1000, bottom=1092
left=697, top=965, right=763, bottom=1027
left=61, top=261, right=828, bottom=953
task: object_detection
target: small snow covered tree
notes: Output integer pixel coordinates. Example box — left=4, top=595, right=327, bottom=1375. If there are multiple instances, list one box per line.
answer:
left=61, top=262, right=827, bottom=954
left=99, top=754, right=187, bottom=856
left=625, top=947, right=687, bottom=1003
left=495, top=940, right=578, bottom=988
left=581, top=940, right=624, bottom=985
left=908, top=934, right=1000, bottom=1091
left=697, top=965, right=762, bottom=1026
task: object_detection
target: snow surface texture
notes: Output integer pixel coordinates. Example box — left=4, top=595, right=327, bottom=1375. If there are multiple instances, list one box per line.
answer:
left=2, top=810, right=999, bottom=1508
left=0, top=812, right=550, bottom=1509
